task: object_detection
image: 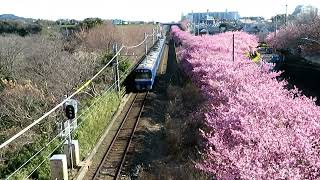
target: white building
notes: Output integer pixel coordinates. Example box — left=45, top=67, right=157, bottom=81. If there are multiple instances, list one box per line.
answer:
left=292, top=5, right=318, bottom=17
left=301, top=5, right=318, bottom=15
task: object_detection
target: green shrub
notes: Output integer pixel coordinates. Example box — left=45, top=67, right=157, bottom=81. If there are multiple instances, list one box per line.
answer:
left=119, top=57, right=133, bottom=74
left=3, top=137, right=61, bottom=180
left=78, top=18, right=103, bottom=30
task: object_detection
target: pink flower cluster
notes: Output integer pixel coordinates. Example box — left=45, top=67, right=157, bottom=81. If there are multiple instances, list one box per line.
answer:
left=171, top=26, right=320, bottom=179
left=266, top=17, right=320, bottom=55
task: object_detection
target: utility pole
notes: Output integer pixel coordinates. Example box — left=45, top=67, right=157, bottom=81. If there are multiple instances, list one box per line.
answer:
left=275, top=15, right=277, bottom=38
left=206, top=9, right=209, bottom=34
left=144, top=32, right=148, bottom=55
left=192, top=10, right=195, bottom=35
left=113, top=43, right=120, bottom=94
left=115, top=44, right=120, bottom=95
left=285, top=4, right=288, bottom=26
left=197, top=13, right=200, bottom=35
left=152, top=29, right=155, bottom=44
left=273, top=15, right=278, bottom=52
left=232, top=34, right=235, bottom=61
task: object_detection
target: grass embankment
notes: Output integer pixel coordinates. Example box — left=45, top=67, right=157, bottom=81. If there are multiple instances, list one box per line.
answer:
left=74, top=90, right=121, bottom=159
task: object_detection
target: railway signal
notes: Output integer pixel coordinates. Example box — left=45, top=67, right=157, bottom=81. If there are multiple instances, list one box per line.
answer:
left=62, top=98, right=79, bottom=170
left=65, top=104, right=75, bottom=120
left=63, top=98, right=78, bottom=120
left=62, top=98, right=78, bottom=133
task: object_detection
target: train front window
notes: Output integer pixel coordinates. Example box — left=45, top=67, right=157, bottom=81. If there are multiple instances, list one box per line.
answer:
left=135, top=71, right=152, bottom=79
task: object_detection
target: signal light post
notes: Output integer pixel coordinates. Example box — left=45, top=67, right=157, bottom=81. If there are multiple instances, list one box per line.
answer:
left=62, top=98, right=78, bottom=170
left=63, top=98, right=78, bottom=130
left=50, top=98, right=79, bottom=179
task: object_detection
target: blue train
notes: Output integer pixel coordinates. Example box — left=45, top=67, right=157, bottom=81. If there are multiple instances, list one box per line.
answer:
left=134, top=38, right=165, bottom=90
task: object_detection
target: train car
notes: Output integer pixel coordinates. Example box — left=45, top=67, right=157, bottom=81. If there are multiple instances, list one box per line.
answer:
left=134, top=38, right=165, bottom=90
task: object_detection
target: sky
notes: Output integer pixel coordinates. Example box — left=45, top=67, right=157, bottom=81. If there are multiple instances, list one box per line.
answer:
left=0, top=0, right=319, bottom=22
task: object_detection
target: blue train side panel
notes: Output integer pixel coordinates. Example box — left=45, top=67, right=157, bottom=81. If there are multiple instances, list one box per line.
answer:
left=134, top=38, right=165, bottom=90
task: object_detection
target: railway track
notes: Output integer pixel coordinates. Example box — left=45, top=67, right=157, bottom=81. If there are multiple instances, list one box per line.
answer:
left=92, top=92, right=148, bottom=180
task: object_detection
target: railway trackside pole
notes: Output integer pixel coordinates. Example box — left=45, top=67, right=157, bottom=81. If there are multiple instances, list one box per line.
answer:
left=206, top=9, right=209, bottom=35
left=144, top=32, right=148, bottom=55
left=112, top=44, right=117, bottom=91
left=275, top=15, right=277, bottom=38
left=152, top=29, right=155, bottom=44
left=192, top=10, right=194, bottom=35
left=116, top=44, right=120, bottom=96
left=285, top=4, right=288, bottom=26
left=113, top=43, right=120, bottom=95
left=274, top=15, right=278, bottom=51
left=197, top=13, right=200, bottom=36
left=156, top=28, right=159, bottom=40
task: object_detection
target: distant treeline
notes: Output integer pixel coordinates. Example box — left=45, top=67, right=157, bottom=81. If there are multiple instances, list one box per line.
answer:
left=0, top=18, right=104, bottom=37
left=58, top=18, right=103, bottom=30
left=0, top=20, right=42, bottom=36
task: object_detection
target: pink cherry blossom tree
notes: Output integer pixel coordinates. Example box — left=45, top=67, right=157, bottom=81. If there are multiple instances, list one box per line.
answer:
left=171, top=26, right=320, bottom=179
left=266, top=16, right=320, bottom=55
